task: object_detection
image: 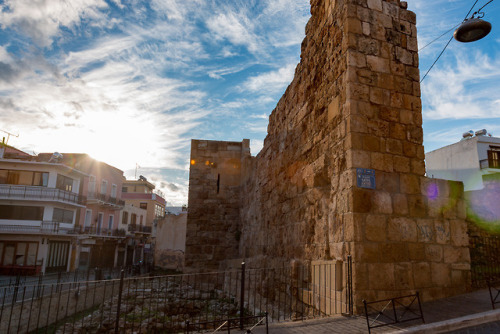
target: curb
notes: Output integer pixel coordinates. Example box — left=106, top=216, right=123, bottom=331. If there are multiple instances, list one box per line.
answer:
left=389, top=308, right=500, bottom=333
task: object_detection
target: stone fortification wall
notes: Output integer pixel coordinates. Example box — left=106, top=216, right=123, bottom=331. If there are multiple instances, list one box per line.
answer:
left=239, top=0, right=470, bottom=306
left=186, top=0, right=470, bottom=311
left=185, top=139, right=251, bottom=271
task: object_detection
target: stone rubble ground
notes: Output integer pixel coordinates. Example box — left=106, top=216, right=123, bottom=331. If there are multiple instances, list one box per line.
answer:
left=51, top=288, right=500, bottom=333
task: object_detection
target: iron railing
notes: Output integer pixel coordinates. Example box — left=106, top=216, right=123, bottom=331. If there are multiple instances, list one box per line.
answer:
left=363, top=293, right=424, bottom=334
left=81, top=226, right=127, bottom=237
left=470, top=235, right=500, bottom=287
left=0, top=185, right=86, bottom=206
left=0, top=260, right=352, bottom=333
left=87, top=192, right=125, bottom=207
left=127, top=225, right=152, bottom=234
left=0, top=221, right=75, bottom=235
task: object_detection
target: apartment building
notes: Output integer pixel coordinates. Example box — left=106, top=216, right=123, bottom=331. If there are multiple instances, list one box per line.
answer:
left=121, top=176, right=166, bottom=265
left=37, top=153, right=126, bottom=270
left=0, top=149, right=87, bottom=274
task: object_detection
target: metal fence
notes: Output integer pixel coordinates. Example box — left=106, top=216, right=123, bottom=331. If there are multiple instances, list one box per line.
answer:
left=0, top=258, right=352, bottom=333
left=470, top=235, right=500, bottom=287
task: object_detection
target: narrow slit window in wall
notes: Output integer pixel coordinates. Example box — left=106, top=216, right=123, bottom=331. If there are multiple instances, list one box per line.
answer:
left=217, top=174, right=220, bottom=194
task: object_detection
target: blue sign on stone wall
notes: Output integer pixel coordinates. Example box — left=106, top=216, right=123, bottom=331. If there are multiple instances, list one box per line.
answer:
left=356, top=168, right=376, bottom=189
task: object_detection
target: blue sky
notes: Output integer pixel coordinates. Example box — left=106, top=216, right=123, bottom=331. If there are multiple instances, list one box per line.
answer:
left=0, top=0, right=499, bottom=206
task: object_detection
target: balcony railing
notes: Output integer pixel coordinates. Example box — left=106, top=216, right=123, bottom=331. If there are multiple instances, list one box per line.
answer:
left=79, top=226, right=127, bottom=237
left=0, top=185, right=86, bottom=206
left=0, top=221, right=75, bottom=235
left=87, top=192, right=125, bottom=208
left=480, top=159, right=500, bottom=169
left=128, top=224, right=152, bottom=234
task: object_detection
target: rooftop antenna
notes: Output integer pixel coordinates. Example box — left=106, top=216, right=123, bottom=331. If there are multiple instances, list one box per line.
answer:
left=135, top=163, right=140, bottom=179
left=0, top=129, right=19, bottom=145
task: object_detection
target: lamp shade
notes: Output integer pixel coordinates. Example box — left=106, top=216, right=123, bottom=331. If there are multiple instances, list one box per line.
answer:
left=454, top=18, right=492, bottom=43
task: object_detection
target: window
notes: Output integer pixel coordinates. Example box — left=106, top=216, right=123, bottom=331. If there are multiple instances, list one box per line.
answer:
left=108, top=215, right=114, bottom=230
left=111, top=184, right=117, bottom=198
left=0, top=169, right=48, bottom=186
left=100, top=180, right=108, bottom=195
left=33, top=172, right=49, bottom=186
left=56, top=175, right=73, bottom=192
left=140, top=202, right=147, bottom=209
left=488, top=149, right=500, bottom=168
left=122, top=211, right=128, bottom=225
left=131, top=213, right=137, bottom=225
left=88, top=176, right=96, bottom=194
left=0, top=205, right=44, bottom=220
left=84, top=209, right=92, bottom=228
left=52, top=208, right=74, bottom=224
left=155, top=204, right=164, bottom=218
left=122, top=186, right=128, bottom=193
left=97, top=213, right=103, bottom=234
left=0, top=242, right=39, bottom=267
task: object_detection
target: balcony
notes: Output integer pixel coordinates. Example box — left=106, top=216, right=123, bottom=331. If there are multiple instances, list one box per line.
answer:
left=480, top=159, right=500, bottom=169
left=0, top=221, right=76, bottom=235
left=128, top=224, right=152, bottom=234
left=87, top=192, right=125, bottom=210
left=75, top=226, right=127, bottom=237
left=0, top=185, right=86, bottom=207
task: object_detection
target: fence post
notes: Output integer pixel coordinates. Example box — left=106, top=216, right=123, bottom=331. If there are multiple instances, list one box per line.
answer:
left=240, top=261, right=245, bottom=330
left=347, top=255, right=353, bottom=315
left=13, top=274, right=21, bottom=302
left=114, top=270, right=125, bottom=334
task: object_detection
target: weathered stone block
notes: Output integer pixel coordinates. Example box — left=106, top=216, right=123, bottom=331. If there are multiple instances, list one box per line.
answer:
left=367, top=0, right=382, bottom=12
left=416, top=219, right=434, bottom=242
left=367, top=55, right=390, bottom=73
left=413, top=262, right=431, bottom=288
left=387, top=217, right=417, bottom=242
left=394, top=262, right=413, bottom=289
left=425, top=244, right=443, bottom=262
left=393, top=193, right=408, bottom=215
left=369, top=263, right=395, bottom=290
left=372, top=191, right=393, bottom=214
left=365, top=214, right=387, bottom=241
left=431, top=263, right=451, bottom=287
left=393, top=155, right=410, bottom=173
left=400, top=174, right=421, bottom=194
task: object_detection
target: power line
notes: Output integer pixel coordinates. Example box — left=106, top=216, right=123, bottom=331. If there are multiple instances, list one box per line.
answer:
left=420, top=0, right=481, bottom=83
left=418, top=23, right=461, bottom=52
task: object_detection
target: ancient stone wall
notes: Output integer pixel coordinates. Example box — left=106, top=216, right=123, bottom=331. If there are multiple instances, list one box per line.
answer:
left=185, top=139, right=251, bottom=271
left=186, top=0, right=471, bottom=311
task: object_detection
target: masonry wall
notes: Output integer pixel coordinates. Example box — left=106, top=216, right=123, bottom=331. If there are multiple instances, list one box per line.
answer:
left=186, top=0, right=470, bottom=311
left=185, top=139, right=251, bottom=271
left=155, top=212, right=187, bottom=270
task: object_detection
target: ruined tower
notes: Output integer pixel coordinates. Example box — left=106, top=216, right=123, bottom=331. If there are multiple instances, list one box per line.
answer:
left=186, top=0, right=470, bottom=311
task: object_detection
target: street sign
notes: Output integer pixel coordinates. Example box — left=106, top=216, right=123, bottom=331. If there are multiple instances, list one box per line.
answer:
left=356, top=168, right=376, bottom=189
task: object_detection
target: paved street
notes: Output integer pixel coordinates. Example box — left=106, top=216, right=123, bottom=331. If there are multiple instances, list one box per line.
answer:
left=448, top=320, right=500, bottom=334
left=247, top=289, right=500, bottom=334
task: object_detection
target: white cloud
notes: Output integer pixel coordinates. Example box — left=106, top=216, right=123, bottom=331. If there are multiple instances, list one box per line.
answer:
left=422, top=51, right=500, bottom=120
left=0, top=0, right=109, bottom=47
left=242, top=63, right=296, bottom=93
left=207, top=12, right=262, bottom=54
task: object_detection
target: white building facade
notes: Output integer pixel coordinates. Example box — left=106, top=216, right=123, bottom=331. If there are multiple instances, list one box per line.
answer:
left=426, top=131, right=500, bottom=191
left=0, top=158, right=87, bottom=274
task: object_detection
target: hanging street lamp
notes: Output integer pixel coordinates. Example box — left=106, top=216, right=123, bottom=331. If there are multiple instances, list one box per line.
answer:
left=454, top=17, right=492, bottom=42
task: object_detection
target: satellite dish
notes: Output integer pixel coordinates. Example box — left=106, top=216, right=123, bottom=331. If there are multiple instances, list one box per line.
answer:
left=48, top=152, right=63, bottom=163
left=454, top=18, right=492, bottom=43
